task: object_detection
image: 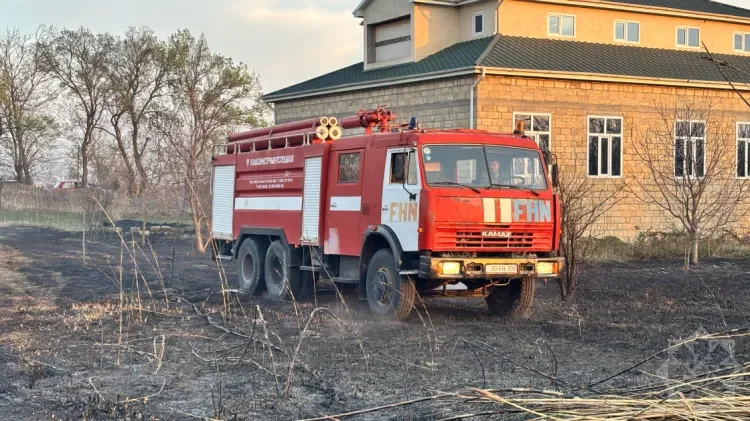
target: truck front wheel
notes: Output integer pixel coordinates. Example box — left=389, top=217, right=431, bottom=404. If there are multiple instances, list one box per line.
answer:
left=486, top=278, right=535, bottom=318
left=237, top=238, right=266, bottom=295
left=365, top=249, right=416, bottom=321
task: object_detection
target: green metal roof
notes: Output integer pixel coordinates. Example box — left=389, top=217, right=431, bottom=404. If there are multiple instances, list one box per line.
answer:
left=615, top=0, right=750, bottom=19
left=263, top=36, right=494, bottom=101
left=479, top=36, right=750, bottom=84
left=265, top=33, right=750, bottom=102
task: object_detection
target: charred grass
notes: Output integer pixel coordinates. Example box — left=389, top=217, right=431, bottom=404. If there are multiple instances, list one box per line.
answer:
left=0, top=226, right=749, bottom=420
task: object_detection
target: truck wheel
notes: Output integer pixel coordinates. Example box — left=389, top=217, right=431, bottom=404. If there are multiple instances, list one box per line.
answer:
left=237, top=238, right=266, bottom=295
left=486, top=278, right=535, bottom=318
left=264, top=240, right=299, bottom=302
left=365, top=249, right=416, bottom=321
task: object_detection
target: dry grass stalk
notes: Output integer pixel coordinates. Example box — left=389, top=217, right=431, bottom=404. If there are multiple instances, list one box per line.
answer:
left=256, top=305, right=281, bottom=397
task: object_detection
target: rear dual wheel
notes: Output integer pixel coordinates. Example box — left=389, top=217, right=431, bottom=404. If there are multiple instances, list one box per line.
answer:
left=237, top=238, right=266, bottom=295
left=264, top=240, right=313, bottom=302
left=236, top=238, right=314, bottom=301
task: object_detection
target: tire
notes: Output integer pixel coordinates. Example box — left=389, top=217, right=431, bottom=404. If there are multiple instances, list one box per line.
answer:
left=365, top=249, right=416, bottom=321
left=264, top=240, right=299, bottom=301
left=486, top=278, right=535, bottom=318
left=236, top=238, right=266, bottom=295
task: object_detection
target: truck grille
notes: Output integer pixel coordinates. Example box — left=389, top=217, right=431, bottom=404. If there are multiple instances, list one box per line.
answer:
left=434, top=223, right=553, bottom=251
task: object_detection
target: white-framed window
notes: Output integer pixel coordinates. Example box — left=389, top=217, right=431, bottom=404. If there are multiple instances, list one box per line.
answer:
left=473, top=12, right=484, bottom=36
left=734, top=33, right=750, bottom=52
left=587, top=116, right=623, bottom=177
left=738, top=123, right=750, bottom=178
left=676, top=26, right=700, bottom=48
left=674, top=120, right=706, bottom=178
left=548, top=14, right=575, bottom=37
left=513, top=113, right=551, bottom=183
left=615, top=20, right=640, bottom=43
left=513, top=113, right=551, bottom=150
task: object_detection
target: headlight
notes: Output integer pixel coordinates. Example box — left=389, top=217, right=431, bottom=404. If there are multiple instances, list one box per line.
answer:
left=536, top=262, right=559, bottom=275
left=438, top=261, right=462, bottom=275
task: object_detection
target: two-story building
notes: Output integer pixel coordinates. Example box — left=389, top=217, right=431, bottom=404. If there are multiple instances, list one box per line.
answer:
left=263, top=0, right=750, bottom=238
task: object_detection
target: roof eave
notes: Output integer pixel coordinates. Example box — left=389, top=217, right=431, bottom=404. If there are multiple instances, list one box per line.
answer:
left=482, top=67, right=750, bottom=91
left=263, top=63, right=750, bottom=103
left=263, top=67, right=479, bottom=103
left=352, top=0, right=370, bottom=17
left=529, top=0, right=750, bottom=24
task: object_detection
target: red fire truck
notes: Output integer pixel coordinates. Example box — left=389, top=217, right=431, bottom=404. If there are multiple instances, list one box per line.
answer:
left=211, top=108, right=564, bottom=320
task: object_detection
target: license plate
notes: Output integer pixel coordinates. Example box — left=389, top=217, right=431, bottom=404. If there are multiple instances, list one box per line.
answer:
left=485, top=264, right=517, bottom=274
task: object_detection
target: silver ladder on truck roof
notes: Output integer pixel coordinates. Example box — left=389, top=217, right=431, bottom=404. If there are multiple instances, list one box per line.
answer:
left=212, top=131, right=321, bottom=158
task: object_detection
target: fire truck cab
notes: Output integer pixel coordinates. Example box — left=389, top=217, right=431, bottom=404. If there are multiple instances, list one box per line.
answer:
left=211, top=109, right=564, bottom=320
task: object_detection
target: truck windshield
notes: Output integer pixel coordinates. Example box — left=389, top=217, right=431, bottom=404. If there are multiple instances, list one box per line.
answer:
left=421, top=145, right=547, bottom=190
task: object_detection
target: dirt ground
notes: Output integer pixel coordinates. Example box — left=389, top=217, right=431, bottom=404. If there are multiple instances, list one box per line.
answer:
left=0, top=225, right=749, bottom=420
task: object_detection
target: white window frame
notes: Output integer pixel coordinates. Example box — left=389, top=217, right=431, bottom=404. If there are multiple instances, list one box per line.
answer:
left=513, top=112, right=552, bottom=185
left=473, top=12, right=484, bottom=37
left=586, top=116, right=624, bottom=178
left=547, top=13, right=576, bottom=38
left=614, top=20, right=640, bottom=44
left=676, top=26, right=700, bottom=49
left=733, top=32, right=750, bottom=53
left=513, top=112, right=552, bottom=150
left=674, top=120, right=706, bottom=179
left=737, top=122, right=750, bottom=179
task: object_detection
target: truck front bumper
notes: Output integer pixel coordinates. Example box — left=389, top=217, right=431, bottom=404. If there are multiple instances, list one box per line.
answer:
left=418, top=255, right=565, bottom=280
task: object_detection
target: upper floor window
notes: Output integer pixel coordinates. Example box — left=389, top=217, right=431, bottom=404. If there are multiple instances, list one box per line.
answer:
left=548, top=14, right=575, bottom=38
left=615, top=21, right=639, bottom=43
left=588, top=116, right=623, bottom=177
left=676, top=26, right=700, bottom=48
left=473, top=12, right=484, bottom=36
left=738, top=123, right=750, bottom=178
left=675, top=120, right=705, bottom=178
left=734, top=33, right=750, bottom=52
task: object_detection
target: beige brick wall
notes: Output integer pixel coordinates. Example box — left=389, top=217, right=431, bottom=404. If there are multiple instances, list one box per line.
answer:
left=476, top=75, right=750, bottom=239
left=273, top=76, right=475, bottom=136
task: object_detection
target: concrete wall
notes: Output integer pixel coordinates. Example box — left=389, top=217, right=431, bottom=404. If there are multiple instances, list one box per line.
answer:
left=363, top=0, right=411, bottom=25
left=273, top=76, right=475, bottom=136
left=459, top=0, right=499, bottom=41
left=498, top=0, right=750, bottom=55
left=476, top=74, right=750, bottom=238
left=413, top=4, right=460, bottom=61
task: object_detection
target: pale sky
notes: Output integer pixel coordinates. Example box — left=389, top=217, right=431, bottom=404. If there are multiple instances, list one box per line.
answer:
left=1, top=0, right=749, bottom=95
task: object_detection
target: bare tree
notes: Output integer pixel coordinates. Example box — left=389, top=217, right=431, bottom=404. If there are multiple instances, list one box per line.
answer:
left=557, top=155, right=625, bottom=300
left=0, top=27, right=58, bottom=184
left=631, top=98, right=750, bottom=268
left=39, top=27, right=113, bottom=187
left=154, top=29, right=264, bottom=252
left=102, top=27, right=169, bottom=196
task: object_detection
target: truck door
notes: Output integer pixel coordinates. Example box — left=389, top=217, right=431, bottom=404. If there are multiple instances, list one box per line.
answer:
left=381, top=148, right=421, bottom=252
left=324, top=148, right=365, bottom=255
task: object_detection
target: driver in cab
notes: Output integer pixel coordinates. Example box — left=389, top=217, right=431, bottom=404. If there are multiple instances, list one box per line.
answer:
left=488, top=158, right=512, bottom=185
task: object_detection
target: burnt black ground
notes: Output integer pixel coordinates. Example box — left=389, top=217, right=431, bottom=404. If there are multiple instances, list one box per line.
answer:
left=0, top=225, right=749, bottom=420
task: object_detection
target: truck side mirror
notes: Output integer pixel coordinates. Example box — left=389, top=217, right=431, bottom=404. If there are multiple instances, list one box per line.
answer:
left=551, top=163, right=559, bottom=188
